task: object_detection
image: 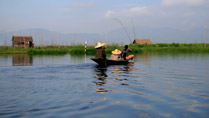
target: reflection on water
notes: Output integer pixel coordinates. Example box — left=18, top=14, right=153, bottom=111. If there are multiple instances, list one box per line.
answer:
left=12, top=55, right=33, bottom=66
left=0, top=53, right=209, bottom=118
left=93, top=62, right=135, bottom=93
left=205, top=56, right=207, bottom=72
left=135, top=53, right=152, bottom=63
left=91, top=53, right=209, bottom=117
left=93, top=66, right=108, bottom=93
left=0, top=54, right=93, bottom=67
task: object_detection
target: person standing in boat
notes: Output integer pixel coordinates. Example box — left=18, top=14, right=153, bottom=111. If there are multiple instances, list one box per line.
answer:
left=110, top=49, right=121, bottom=60
left=95, top=42, right=106, bottom=59
left=121, top=45, right=134, bottom=60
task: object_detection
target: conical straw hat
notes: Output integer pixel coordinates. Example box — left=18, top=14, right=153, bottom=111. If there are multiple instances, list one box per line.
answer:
left=95, top=42, right=105, bottom=48
left=112, top=49, right=121, bottom=54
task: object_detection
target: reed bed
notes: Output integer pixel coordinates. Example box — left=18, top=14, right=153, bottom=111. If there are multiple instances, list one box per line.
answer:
left=129, top=43, right=209, bottom=53
left=0, top=43, right=208, bottom=55
left=28, top=48, right=68, bottom=55
left=0, top=47, right=28, bottom=54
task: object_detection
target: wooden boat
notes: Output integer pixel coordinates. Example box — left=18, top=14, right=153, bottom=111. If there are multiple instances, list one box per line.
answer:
left=91, top=58, right=129, bottom=66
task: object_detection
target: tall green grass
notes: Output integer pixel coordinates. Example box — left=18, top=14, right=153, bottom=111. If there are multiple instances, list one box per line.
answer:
left=129, top=43, right=209, bottom=53
left=0, top=43, right=208, bottom=55
left=28, top=48, right=68, bottom=55
left=0, top=47, right=28, bottom=54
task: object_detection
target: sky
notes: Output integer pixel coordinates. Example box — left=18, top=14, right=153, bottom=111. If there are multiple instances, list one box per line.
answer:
left=0, top=0, right=209, bottom=34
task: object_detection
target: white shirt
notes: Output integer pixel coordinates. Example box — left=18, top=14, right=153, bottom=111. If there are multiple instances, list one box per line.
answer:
left=110, top=54, right=120, bottom=60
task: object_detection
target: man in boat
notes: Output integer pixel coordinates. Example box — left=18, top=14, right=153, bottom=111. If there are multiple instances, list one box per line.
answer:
left=110, top=49, right=121, bottom=60
left=121, top=45, right=134, bottom=60
left=95, top=42, right=106, bottom=59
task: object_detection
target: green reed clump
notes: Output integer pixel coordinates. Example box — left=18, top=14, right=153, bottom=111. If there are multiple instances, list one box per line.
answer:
left=129, top=43, right=209, bottom=53
left=105, top=45, right=123, bottom=54
left=28, top=48, right=68, bottom=55
left=129, top=43, right=208, bottom=48
left=66, top=45, right=94, bottom=54
left=0, top=43, right=208, bottom=55
left=67, top=45, right=124, bottom=55
left=86, top=48, right=96, bottom=55
left=0, top=47, right=28, bottom=54
left=68, top=48, right=86, bottom=54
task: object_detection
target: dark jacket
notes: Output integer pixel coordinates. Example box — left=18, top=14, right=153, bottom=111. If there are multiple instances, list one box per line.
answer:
left=95, top=47, right=106, bottom=59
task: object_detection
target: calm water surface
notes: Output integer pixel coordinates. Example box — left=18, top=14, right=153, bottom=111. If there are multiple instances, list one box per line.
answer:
left=0, top=53, right=209, bottom=118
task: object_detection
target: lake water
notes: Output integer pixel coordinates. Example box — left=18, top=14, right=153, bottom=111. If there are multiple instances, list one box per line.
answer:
left=0, top=53, right=209, bottom=118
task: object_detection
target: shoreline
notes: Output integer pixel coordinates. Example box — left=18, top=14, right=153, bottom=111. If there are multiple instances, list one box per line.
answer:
left=0, top=43, right=209, bottom=55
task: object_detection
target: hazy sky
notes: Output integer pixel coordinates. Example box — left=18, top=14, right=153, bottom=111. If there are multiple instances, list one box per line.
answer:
left=0, top=0, right=209, bottom=34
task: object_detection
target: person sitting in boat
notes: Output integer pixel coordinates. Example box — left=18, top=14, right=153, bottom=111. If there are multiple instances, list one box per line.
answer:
left=95, top=42, right=106, bottom=59
left=110, top=49, right=121, bottom=60
left=121, top=45, right=134, bottom=60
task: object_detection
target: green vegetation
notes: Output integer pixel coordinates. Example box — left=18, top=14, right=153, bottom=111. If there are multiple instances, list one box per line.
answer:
left=0, top=43, right=208, bottom=55
left=129, top=43, right=209, bottom=53
left=28, top=48, right=68, bottom=55
left=0, top=46, right=28, bottom=54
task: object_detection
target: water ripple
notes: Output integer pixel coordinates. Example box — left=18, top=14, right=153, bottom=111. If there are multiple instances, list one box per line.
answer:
left=0, top=54, right=209, bottom=118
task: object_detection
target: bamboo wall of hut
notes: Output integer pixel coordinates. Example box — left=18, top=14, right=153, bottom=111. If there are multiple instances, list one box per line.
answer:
left=12, top=36, right=34, bottom=48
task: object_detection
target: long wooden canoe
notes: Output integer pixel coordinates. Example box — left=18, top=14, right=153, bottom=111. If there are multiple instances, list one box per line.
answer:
left=91, top=58, right=129, bottom=66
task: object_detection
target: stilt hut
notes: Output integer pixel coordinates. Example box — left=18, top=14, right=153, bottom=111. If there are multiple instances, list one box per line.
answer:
left=133, top=39, right=152, bottom=44
left=12, top=36, right=34, bottom=48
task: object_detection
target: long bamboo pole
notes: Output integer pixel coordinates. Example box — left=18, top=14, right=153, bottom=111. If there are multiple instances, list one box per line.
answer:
left=113, top=18, right=132, bottom=43
left=205, top=24, right=207, bottom=47
left=105, top=32, right=107, bottom=46
left=131, top=18, right=136, bottom=40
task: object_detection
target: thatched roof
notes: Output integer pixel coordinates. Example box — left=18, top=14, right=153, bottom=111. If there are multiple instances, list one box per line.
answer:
left=133, top=39, right=152, bottom=44
left=12, top=36, right=33, bottom=42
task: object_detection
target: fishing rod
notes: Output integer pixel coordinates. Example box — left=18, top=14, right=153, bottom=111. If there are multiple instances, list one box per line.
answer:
left=113, top=18, right=132, bottom=43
